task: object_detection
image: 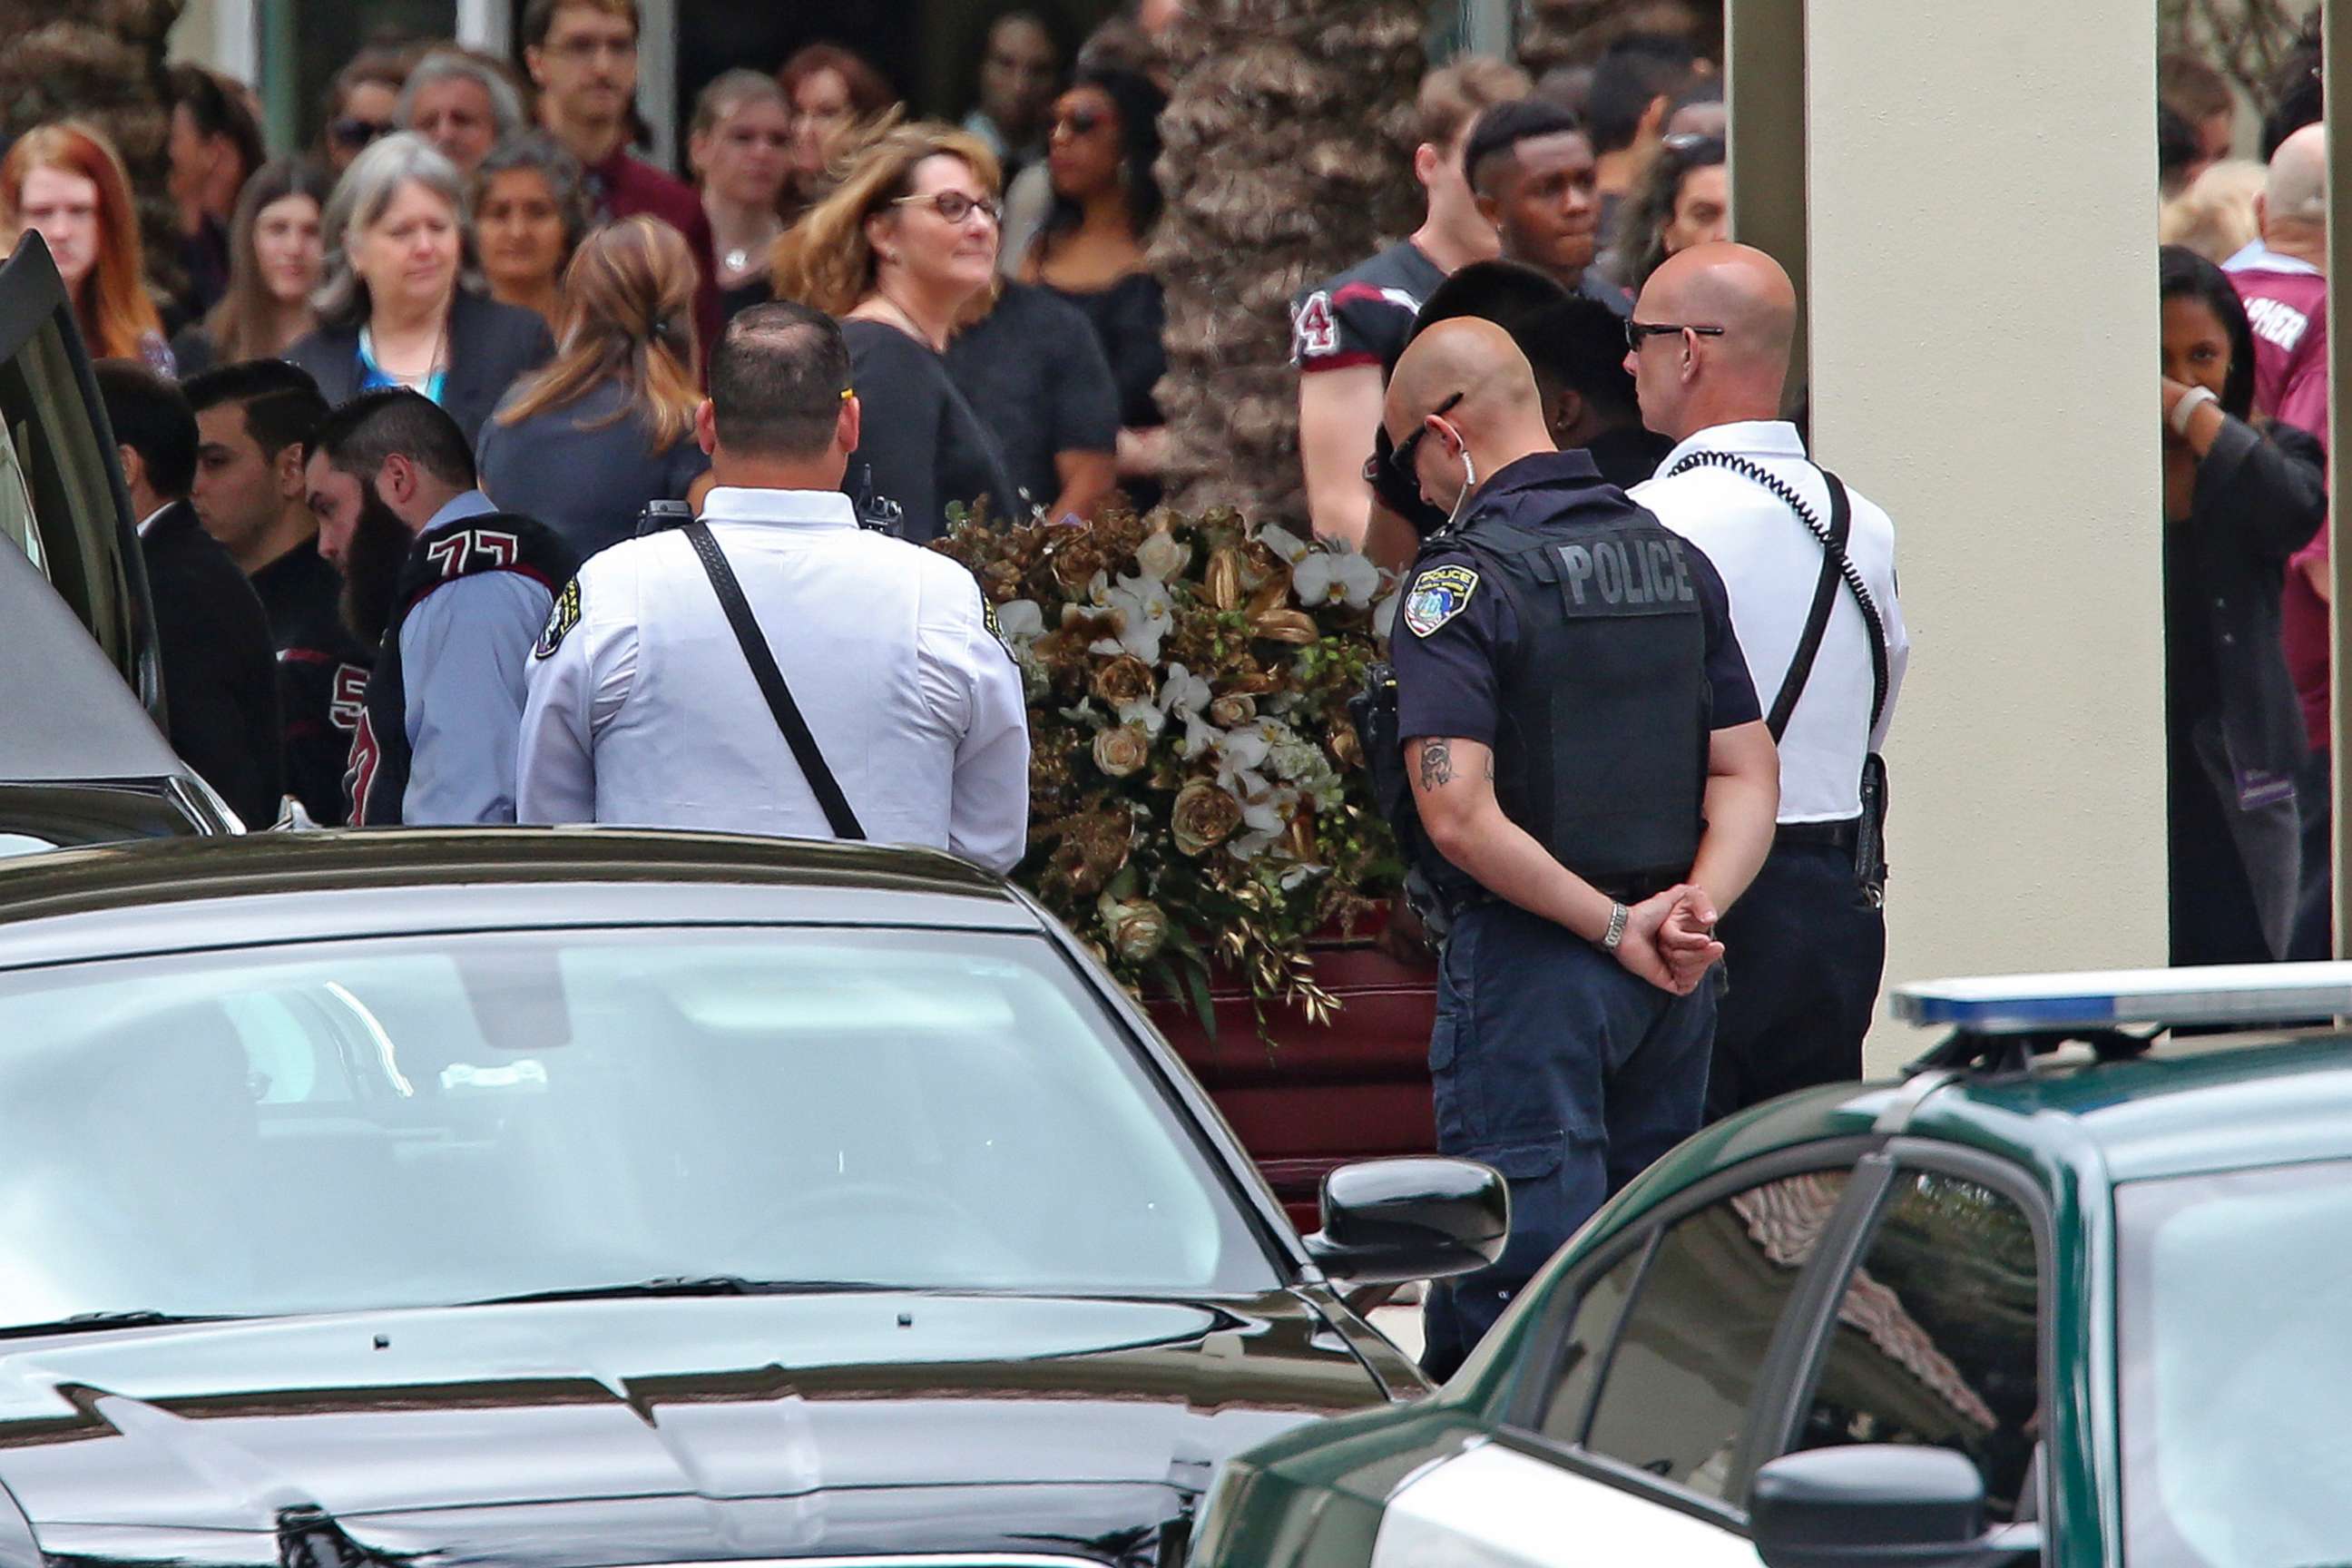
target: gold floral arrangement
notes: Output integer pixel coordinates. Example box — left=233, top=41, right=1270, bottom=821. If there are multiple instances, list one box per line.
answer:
left=932, top=505, right=1402, bottom=1036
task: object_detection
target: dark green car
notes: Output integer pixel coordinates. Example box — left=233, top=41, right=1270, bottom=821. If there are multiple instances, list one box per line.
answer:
left=1190, top=966, right=2352, bottom=1568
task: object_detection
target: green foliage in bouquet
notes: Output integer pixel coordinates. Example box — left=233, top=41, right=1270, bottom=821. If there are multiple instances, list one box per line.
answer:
left=932, top=504, right=1405, bottom=1037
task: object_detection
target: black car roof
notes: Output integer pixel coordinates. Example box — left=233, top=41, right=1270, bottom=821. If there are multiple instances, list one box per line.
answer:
left=0, top=830, right=1041, bottom=971
left=0, top=540, right=183, bottom=783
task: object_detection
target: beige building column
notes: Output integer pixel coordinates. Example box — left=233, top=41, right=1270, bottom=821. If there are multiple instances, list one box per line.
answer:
left=1796, top=0, right=2167, bottom=1066
left=1725, top=0, right=1807, bottom=408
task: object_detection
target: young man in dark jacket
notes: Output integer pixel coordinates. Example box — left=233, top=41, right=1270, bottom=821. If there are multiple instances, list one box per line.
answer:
left=96, top=361, right=283, bottom=828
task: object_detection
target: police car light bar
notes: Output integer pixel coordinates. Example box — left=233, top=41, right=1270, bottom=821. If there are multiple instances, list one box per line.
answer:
left=1893, top=962, right=2352, bottom=1035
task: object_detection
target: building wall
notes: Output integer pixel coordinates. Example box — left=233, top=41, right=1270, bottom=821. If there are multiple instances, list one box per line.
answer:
left=1799, top=0, right=2169, bottom=1070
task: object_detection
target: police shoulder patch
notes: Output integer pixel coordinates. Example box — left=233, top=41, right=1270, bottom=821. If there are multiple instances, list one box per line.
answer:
left=534, top=578, right=582, bottom=661
left=1403, top=563, right=1480, bottom=638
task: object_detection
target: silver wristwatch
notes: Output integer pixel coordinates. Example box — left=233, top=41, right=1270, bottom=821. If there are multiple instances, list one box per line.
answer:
left=1602, top=901, right=1630, bottom=953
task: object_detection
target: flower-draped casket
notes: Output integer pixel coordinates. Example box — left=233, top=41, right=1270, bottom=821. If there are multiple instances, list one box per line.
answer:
left=934, top=508, right=1439, bottom=1230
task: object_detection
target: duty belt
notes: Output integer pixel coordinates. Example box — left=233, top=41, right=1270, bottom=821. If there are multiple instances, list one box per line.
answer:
left=1775, top=817, right=1863, bottom=854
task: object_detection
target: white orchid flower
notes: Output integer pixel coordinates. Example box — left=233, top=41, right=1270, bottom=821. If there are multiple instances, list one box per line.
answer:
left=1229, top=785, right=1298, bottom=863
left=1091, top=571, right=1175, bottom=663
left=1219, top=726, right=1272, bottom=777
left=1118, top=698, right=1167, bottom=737
left=1370, top=590, right=1400, bottom=641
left=1158, top=662, right=1212, bottom=719
left=1253, top=524, right=1313, bottom=564
left=995, top=600, right=1044, bottom=643
left=1293, top=550, right=1381, bottom=610
left=1135, top=531, right=1193, bottom=583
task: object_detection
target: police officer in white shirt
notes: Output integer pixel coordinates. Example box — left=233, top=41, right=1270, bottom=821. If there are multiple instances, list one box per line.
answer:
left=1627, top=243, right=1911, bottom=1117
left=515, top=302, right=1031, bottom=871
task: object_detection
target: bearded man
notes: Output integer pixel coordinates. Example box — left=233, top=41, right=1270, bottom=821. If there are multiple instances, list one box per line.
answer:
left=303, top=390, right=577, bottom=825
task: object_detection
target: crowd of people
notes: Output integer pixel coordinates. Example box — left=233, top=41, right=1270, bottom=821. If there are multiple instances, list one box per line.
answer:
left=0, top=0, right=1195, bottom=835
left=2151, top=17, right=2337, bottom=970
left=0, top=0, right=2324, bottom=1377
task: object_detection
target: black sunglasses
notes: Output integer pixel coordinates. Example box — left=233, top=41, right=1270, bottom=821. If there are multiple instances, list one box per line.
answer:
left=1054, top=109, right=1107, bottom=137
left=1626, top=320, right=1727, bottom=351
left=330, top=117, right=394, bottom=150
left=1364, top=390, right=1465, bottom=489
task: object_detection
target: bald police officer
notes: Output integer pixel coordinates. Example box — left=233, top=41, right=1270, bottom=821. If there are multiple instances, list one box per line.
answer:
left=1386, top=318, right=1779, bottom=1378
left=515, top=303, right=1030, bottom=870
left=1629, top=244, right=1909, bottom=1119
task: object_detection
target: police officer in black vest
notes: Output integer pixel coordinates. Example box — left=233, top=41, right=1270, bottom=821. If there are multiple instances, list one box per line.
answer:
left=1382, top=319, right=1780, bottom=1377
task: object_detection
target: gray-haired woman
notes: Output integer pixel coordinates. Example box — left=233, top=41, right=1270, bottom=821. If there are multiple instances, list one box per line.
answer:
left=287, top=132, right=553, bottom=445
left=473, top=133, right=589, bottom=334
left=398, top=49, right=527, bottom=178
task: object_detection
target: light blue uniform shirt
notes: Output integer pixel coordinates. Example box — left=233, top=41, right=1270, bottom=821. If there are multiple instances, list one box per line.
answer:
left=397, top=490, right=555, bottom=825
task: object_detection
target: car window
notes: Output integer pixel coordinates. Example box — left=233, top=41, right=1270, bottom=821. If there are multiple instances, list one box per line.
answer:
left=0, top=926, right=1279, bottom=1327
left=0, top=312, right=140, bottom=683
left=1788, top=1170, right=2042, bottom=1523
left=2117, top=1159, right=2352, bottom=1568
left=1580, top=1169, right=1853, bottom=1499
left=1534, top=1244, right=1644, bottom=1446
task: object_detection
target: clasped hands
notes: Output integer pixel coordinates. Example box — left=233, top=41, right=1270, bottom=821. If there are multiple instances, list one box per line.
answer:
left=1612, top=885, right=1723, bottom=995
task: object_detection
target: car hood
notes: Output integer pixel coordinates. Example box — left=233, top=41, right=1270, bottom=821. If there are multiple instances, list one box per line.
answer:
left=0, top=1291, right=1385, bottom=1568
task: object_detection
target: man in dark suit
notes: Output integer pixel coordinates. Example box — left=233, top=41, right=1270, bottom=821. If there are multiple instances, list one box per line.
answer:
left=184, top=360, right=370, bottom=826
left=95, top=362, right=284, bottom=828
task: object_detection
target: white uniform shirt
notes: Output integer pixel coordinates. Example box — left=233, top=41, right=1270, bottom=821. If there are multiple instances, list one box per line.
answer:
left=1632, top=421, right=1909, bottom=823
left=514, top=486, right=1031, bottom=870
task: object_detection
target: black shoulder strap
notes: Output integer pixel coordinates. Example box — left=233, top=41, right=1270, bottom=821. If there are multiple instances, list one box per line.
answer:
left=1662, top=451, right=1891, bottom=740
left=1769, top=475, right=1852, bottom=740
left=1818, top=471, right=1891, bottom=737
left=681, top=520, right=867, bottom=840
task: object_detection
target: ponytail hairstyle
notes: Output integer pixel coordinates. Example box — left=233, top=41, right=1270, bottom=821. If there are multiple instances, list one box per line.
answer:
left=0, top=122, right=162, bottom=358
left=494, top=215, right=702, bottom=451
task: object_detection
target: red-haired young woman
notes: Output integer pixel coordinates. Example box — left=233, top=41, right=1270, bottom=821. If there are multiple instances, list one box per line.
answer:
left=1, top=122, right=172, bottom=370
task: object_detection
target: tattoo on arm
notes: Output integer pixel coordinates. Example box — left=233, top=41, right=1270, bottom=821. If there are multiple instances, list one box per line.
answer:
left=1419, top=740, right=1455, bottom=790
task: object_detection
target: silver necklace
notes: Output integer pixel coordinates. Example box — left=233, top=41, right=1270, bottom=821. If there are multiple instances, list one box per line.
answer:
left=720, top=220, right=783, bottom=278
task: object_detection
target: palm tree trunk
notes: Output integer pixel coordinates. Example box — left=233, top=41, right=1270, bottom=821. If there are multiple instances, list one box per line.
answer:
left=1152, top=0, right=1426, bottom=526
left=1518, top=0, right=1723, bottom=76
left=0, top=0, right=185, bottom=313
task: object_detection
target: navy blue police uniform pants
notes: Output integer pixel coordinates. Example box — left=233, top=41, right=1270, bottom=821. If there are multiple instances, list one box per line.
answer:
left=1421, top=900, right=1717, bottom=1381
left=1702, top=839, right=1885, bottom=1122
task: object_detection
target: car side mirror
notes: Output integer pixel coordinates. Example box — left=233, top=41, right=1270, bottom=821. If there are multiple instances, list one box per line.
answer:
left=1750, top=1446, right=2041, bottom=1568
left=1301, top=1157, right=1507, bottom=1286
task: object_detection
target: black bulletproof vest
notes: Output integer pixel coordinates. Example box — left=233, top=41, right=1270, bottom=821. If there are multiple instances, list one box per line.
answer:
left=348, top=511, right=577, bottom=826
left=1459, top=507, right=1710, bottom=887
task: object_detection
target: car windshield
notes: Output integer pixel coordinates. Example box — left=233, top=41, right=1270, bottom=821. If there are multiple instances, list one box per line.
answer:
left=2116, top=1158, right=2352, bottom=1568
left=0, top=925, right=1279, bottom=1326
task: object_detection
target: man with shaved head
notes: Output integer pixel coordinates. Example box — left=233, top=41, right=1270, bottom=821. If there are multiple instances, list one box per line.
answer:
left=1629, top=242, right=1910, bottom=1121
left=2227, top=123, right=2334, bottom=958
left=1380, top=315, right=1779, bottom=1377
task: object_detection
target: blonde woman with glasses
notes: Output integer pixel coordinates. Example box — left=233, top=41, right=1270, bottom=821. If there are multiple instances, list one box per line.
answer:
left=772, top=122, right=1015, bottom=542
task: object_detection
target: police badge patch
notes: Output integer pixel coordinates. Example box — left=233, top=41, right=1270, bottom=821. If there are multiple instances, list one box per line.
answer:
left=534, top=579, right=582, bottom=660
left=1403, top=564, right=1479, bottom=638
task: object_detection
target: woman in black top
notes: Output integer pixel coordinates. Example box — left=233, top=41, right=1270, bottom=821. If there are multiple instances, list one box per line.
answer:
left=1023, top=67, right=1169, bottom=508
left=287, top=133, right=553, bottom=446
left=689, top=72, right=794, bottom=324
left=2158, top=245, right=2327, bottom=965
left=772, top=122, right=1015, bottom=542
